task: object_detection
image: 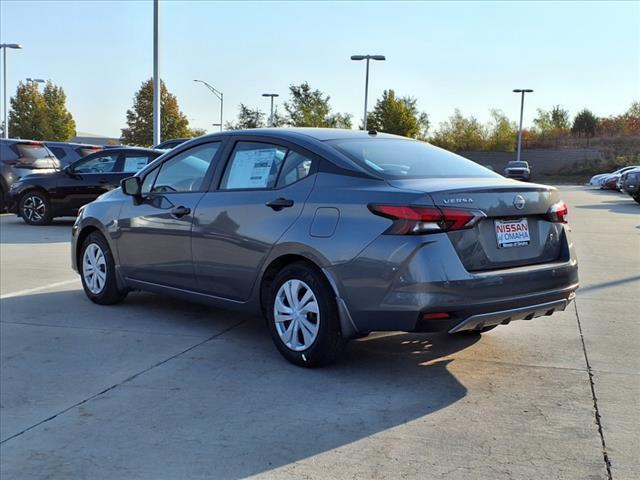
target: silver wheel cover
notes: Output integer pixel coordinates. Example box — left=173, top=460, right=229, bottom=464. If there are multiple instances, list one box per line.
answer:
left=274, top=279, right=320, bottom=352
left=82, top=243, right=107, bottom=294
left=22, top=195, right=46, bottom=222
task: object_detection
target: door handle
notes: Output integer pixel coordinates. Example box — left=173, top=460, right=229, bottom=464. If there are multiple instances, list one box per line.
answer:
left=265, top=197, right=294, bottom=211
left=171, top=206, right=191, bottom=218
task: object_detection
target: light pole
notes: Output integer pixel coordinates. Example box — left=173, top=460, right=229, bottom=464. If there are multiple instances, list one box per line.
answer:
left=26, top=78, right=45, bottom=87
left=1, top=43, right=23, bottom=139
left=262, top=93, right=279, bottom=127
left=351, top=54, right=385, bottom=130
left=152, top=0, right=160, bottom=146
left=194, top=79, right=223, bottom=131
left=513, top=89, right=533, bottom=162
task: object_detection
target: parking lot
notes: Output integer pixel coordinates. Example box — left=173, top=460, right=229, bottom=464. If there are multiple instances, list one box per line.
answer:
left=0, top=186, right=638, bottom=479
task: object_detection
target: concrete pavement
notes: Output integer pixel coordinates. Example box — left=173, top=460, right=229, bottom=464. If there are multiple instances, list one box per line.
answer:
left=0, top=187, right=638, bottom=479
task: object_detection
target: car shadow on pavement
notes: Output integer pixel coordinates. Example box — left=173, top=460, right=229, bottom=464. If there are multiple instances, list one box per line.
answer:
left=575, top=198, right=639, bottom=214
left=1, top=289, right=480, bottom=478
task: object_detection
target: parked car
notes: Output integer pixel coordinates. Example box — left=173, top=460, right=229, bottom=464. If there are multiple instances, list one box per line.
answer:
left=617, top=167, right=640, bottom=192
left=9, top=147, right=162, bottom=225
left=622, top=170, right=640, bottom=204
left=71, top=129, right=578, bottom=367
left=589, top=166, right=637, bottom=187
left=154, top=138, right=190, bottom=150
left=600, top=175, right=620, bottom=190
left=45, top=142, right=103, bottom=166
left=503, top=160, right=531, bottom=181
left=1, top=139, right=59, bottom=211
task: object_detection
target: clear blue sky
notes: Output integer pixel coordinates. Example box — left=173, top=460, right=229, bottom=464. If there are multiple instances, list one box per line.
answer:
left=1, top=0, right=638, bottom=137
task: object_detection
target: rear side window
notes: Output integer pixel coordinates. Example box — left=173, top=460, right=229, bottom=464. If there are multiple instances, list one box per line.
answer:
left=80, top=147, right=102, bottom=158
left=276, top=151, right=312, bottom=188
left=151, top=142, right=220, bottom=193
left=328, top=138, right=499, bottom=179
left=49, top=147, right=68, bottom=160
left=221, top=142, right=287, bottom=190
left=122, top=155, right=153, bottom=173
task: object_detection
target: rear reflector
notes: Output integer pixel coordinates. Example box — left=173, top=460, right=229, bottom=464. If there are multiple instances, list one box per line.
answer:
left=368, top=204, right=485, bottom=235
left=422, top=312, right=451, bottom=320
left=546, top=201, right=568, bottom=223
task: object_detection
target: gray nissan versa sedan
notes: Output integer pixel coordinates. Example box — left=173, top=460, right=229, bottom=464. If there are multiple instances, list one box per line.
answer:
left=71, top=128, right=578, bottom=367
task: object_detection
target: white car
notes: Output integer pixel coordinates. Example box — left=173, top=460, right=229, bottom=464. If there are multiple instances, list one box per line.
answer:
left=589, top=166, right=637, bottom=186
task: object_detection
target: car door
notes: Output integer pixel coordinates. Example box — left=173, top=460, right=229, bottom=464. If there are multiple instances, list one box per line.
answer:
left=116, top=141, right=223, bottom=290
left=192, top=139, right=317, bottom=300
left=54, top=151, right=121, bottom=213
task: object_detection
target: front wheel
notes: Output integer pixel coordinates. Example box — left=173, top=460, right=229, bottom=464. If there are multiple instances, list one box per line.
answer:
left=633, top=193, right=640, bottom=204
left=19, top=191, right=52, bottom=225
left=266, top=262, right=345, bottom=367
left=80, top=232, right=128, bottom=305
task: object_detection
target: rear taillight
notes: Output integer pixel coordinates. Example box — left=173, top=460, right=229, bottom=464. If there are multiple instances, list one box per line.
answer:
left=368, top=204, right=485, bottom=235
left=547, top=201, right=568, bottom=223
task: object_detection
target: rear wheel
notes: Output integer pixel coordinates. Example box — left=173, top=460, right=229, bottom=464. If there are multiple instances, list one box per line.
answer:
left=633, top=193, right=640, bottom=204
left=266, top=262, right=345, bottom=367
left=19, top=190, right=52, bottom=225
left=80, top=232, right=128, bottom=305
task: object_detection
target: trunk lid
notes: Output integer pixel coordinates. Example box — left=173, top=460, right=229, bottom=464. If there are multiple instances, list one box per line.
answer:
left=387, top=177, right=565, bottom=271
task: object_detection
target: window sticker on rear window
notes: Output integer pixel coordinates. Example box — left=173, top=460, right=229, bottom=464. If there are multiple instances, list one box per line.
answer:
left=224, top=147, right=285, bottom=189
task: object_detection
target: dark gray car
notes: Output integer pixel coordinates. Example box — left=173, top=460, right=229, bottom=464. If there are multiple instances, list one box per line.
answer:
left=71, top=129, right=578, bottom=367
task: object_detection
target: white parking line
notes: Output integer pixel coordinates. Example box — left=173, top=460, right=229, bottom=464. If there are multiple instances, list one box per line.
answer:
left=0, top=278, right=80, bottom=300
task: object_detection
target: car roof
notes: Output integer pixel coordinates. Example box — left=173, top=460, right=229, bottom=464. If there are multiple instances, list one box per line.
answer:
left=45, top=141, right=103, bottom=148
left=93, top=147, right=162, bottom=154
left=198, top=127, right=404, bottom=143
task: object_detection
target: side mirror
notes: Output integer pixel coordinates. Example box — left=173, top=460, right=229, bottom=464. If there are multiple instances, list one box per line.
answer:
left=121, top=176, right=142, bottom=197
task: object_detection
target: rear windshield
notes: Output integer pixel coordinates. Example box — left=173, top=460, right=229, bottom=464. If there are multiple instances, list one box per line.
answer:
left=16, top=143, right=55, bottom=159
left=80, top=147, right=102, bottom=157
left=328, top=138, right=498, bottom=179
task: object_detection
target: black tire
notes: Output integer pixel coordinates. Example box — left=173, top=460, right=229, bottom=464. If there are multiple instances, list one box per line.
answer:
left=80, top=232, right=128, bottom=305
left=633, top=194, right=640, bottom=204
left=266, top=261, right=345, bottom=367
left=0, top=186, right=6, bottom=213
left=19, top=190, right=52, bottom=225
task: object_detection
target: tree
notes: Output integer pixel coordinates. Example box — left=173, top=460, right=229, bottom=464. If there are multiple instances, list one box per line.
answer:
left=189, top=127, right=208, bottom=137
left=42, top=81, right=76, bottom=141
left=486, top=109, right=516, bottom=152
left=366, top=89, right=429, bottom=139
left=429, top=109, right=486, bottom=151
left=8, top=81, right=75, bottom=141
left=121, top=79, right=191, bottom=146
left=8, top=82, right=49, bottom=140
left=284, top=82, right=352, bottom=128
left=550, top=105, right=570, bottom=130
left=533, top=108, right=553, bottom=139
left=572, top=108, right=598, bottom=140
left=225, top=104, right=266, bottom=130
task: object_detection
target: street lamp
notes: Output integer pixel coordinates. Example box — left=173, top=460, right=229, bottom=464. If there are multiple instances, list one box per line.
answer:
left=351, top=54, right=385, bottom=130
left=194, top=79, right=223, bottom=132
left=262, top=93, right=279, bottom=127
left=26, top=78, right=45, bottom=86
left=1, top=43, right=23, bottom=139
left=513, top=89, right=534, bottom=163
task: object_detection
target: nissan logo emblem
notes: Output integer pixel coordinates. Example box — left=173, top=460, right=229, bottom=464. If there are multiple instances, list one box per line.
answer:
left=513, top=195, right=526, bottom=210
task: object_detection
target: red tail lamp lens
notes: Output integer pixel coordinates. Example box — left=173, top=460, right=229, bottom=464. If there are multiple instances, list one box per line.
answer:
left=368, top=204, right=484, bottom=235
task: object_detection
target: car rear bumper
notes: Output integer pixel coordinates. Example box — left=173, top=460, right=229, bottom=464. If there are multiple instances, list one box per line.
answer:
left=329, top=229, right=578, bottom=334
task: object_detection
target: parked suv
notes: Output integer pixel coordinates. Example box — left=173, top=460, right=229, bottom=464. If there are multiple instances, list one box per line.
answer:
left=504, top=160, right=531, bottom=181
left=622, top=169, right=640, bottom=203
left=45, top=142, right=103, bottom=167
left=0, top=139, right=59, bottom=211
left=9, top=147, right=162, bottom=224
left=71, top=129, right=578, bottom=367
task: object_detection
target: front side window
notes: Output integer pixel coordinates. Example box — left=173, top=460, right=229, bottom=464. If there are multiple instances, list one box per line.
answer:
left=221, top=142, right=287, bottom=190
left=151, top=142, right=220, bottom=193
left=73, top=153, right=119, bottom=173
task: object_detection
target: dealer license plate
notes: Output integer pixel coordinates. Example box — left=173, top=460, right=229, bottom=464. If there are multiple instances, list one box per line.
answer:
left=495, top=218, right=530, bottom=248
